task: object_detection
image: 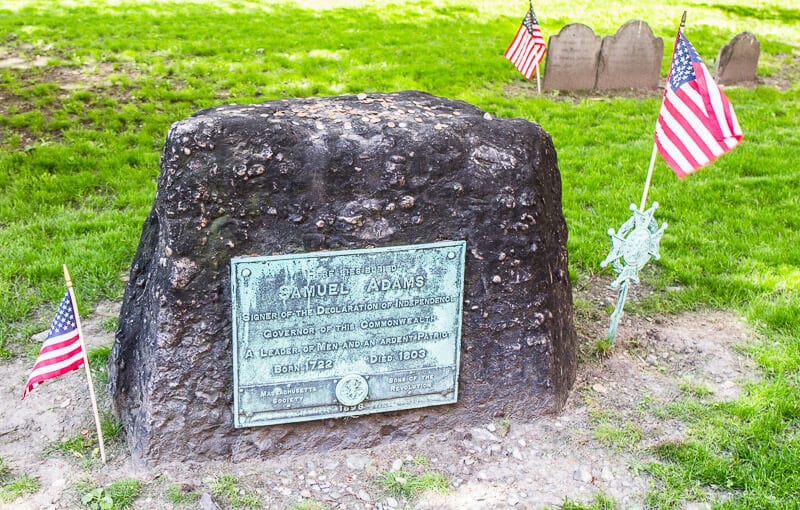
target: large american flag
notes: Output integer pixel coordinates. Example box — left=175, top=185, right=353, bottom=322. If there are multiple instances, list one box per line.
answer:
left=504, top=6, right=547, bottom=80
left=22, top=291, right=85, bottom=399
left=655, top=29, right=743, bottom=178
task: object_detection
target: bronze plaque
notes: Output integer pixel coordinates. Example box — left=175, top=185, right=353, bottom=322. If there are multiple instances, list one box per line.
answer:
left=231, top=241, right=466, bottom=427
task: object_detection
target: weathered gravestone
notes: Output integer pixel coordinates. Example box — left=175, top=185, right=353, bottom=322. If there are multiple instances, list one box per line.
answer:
left=542, top=24, right=602, bottom=91
left=107, top=91, right=577, bottom=463
left=596, top=20, right=663, bottom=90
left=716, top=32, right=760, bottom=85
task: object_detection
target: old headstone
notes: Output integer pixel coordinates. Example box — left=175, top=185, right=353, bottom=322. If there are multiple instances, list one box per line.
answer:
left=542, top=24, right=601, bottom=91
left=107, top=90, right=577, bottom=463
left=595, top=20, right=663, bottom=90
left=716, top=32, right=759, bottom=85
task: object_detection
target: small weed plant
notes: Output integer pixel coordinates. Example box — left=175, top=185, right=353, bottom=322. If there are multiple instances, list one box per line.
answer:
left=210, top=473, right=261, bottom=509
left=0, top=456, right=40, bottom=503
left=288, top=499, right=329, bottom=510
left=678, top=381, right=714, bottom=399
left=81, top=487, right=113, bottom=510
left=587, top=400, right=645, bottom=452
left=559, top=493, right=616, bottom=510
left=101, top=317, right=118, bottom=333
left=80, top=479, right=141, bottom=510
left=100, top=412, right=123, bottom=443
left=594, top=421, right=644, bottom=452
left=592, top=338, right=614, bottom=358
left=87, top=345, right=112, bottom=386
left=379, top=466, right=449, bottom=499
left=497, top=417, right=511, bottom=436
left=47, top=433, right=94, bottom=458
left=164, top=484, right=200, bottom=504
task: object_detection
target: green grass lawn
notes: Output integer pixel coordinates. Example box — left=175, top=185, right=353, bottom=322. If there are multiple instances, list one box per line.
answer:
left=1, top=0, right=799, bottom=508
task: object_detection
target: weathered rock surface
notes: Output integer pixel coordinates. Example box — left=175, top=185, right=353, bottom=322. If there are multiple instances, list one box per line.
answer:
left=108, top=90, right=576, bottom=463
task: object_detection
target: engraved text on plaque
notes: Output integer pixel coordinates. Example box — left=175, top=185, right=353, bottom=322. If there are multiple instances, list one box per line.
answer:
left=231, top=241, right=466, bottom=427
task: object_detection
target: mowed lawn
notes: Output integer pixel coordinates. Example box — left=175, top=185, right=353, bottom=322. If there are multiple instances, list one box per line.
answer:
left=1, top=0, right=799, bottom=508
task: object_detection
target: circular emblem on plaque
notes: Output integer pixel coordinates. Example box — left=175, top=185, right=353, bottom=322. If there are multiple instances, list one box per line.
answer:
left=335, top=374, right=369, bottom=406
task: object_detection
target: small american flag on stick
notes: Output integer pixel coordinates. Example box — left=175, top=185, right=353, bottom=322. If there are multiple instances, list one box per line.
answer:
left=654, top=29, right=743, bottom=178
left=504, top=4, right=547, bottom=80
left=22, top=291, right=85, bottom=399
left=22, top=266, right=106, bottom=463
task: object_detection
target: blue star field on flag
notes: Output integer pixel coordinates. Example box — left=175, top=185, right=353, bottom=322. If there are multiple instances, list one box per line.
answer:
left=523, top=10, right=538, bottom=34
left=48, top=293, right=78, bottom=339
left=668, top=33, right=703, bottom=92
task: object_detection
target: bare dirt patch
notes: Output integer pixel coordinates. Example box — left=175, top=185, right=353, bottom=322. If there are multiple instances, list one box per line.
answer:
left=0, top=53, right=117, bottom=98
left=0, top=281, right=759, bottom=510
left=0, top=48, right=123, bottom=149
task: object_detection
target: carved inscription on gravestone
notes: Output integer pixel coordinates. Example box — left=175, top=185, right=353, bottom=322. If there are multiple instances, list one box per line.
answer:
left=542, top=23, right=602, bottom=91
left=231, top=241, right=466, bottom=427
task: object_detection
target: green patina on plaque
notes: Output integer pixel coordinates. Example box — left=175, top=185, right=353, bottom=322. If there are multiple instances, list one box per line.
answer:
left=230, top=240, right=466, bottom=428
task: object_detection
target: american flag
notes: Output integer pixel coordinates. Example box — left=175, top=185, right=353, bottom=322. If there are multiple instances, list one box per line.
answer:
left=22, top=291, right=85, bottom=399
left=655, top=29, right=743, bottom=178
left=504, top=6, right=547, bottom=80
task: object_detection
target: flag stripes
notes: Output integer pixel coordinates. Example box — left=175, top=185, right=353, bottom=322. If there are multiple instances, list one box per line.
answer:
left=22, top=291, right=86, bottom=399
left=654, top=30, right=742, bottom=178
left=28, top=334, right=84, bottom=375
left=504, top=7, right=547, bottom=80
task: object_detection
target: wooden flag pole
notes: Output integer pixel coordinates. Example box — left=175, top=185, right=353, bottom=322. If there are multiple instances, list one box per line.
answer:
left=639, top=144, right=659, bottom=211
left=63, top=265, right=107, bottom=465
left=532, top=0, right=542, bottom=95
left=640, top=11, right=687, bottom=212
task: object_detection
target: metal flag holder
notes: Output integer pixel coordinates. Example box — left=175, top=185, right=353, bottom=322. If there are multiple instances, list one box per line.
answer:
left=600, top=10, right=743, bottom=342
left=599, top=14, right=681, bottom=343
left=600, top=202, right=667, bottom=341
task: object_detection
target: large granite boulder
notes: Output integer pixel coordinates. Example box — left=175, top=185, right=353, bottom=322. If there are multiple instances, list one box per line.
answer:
left=108, top=91, right=576, bottom=463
